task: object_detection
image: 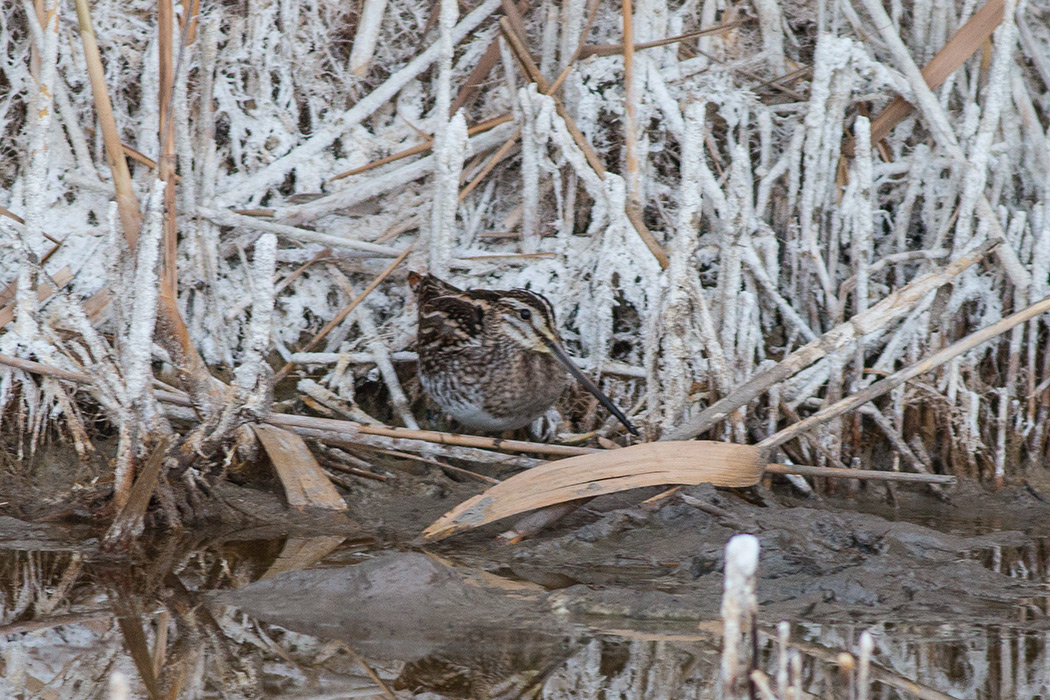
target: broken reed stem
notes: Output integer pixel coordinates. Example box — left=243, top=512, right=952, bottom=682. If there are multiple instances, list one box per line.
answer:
left=102, top=436, right=171, bottom=550
left=720, top=534, right=759, bottom=699
left=273, top=243, right=413, bottom=383
left=760, top=294, right=1050, bottom=451
left=764, top=463, right=954, bottom=484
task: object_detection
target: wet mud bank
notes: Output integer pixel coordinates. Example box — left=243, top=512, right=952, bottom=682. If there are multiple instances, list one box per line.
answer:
left=2, top=468, right=1049, bottom=698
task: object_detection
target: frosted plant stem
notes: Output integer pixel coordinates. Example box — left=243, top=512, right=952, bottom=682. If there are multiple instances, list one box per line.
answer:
left=752, top=0, right=786, bottom=73
left=429, top=113, right=468, bottom=276
left=434, top=0, right=456, bottom=122
left=212, top=0, right=501, bottom=208
left=273, top=123, right=513, bottom=226
left=354, top=306, right=419, bottom=430
left=198, top=207, right=404, bottom=256
left=851, top=116, right=874, bottom=417
left=776, top=621, right=790, bottom=698
left=857, top=631, right=874, bottom=700
left=234, top=233, right=277, bottom=396
left=952, top=0, right=1019, bottom=251
left=518, top=86, right=541, bottom=253
left=622, top=0, right=641, bottom=211
left=558, top=0, right=586, bottom=67
left=720, top=534, right=759, bottom=698
left=17, top=0, right=59, bottom=348
left=125, top=185, right=166, bottom=427
left=348, top=0, right=388, bottom=77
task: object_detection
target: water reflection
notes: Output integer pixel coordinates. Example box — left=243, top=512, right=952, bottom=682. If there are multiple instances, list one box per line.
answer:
left=0, top=525, right=1047, bottom=698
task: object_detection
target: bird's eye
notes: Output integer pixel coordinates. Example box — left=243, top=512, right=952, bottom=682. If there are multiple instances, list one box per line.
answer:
left=519, top=308, right=532, bottom=321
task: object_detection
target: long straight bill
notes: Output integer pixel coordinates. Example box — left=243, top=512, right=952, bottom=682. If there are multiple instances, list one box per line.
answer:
left=545, top=340, right=639, bottom=435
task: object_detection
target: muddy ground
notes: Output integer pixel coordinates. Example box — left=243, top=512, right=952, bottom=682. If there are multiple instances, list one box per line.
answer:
left=2, top=447, right=1049, bottom=698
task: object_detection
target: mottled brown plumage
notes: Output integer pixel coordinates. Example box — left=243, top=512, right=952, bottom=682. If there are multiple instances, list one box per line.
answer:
left=408, top=272, right=637, bottom=434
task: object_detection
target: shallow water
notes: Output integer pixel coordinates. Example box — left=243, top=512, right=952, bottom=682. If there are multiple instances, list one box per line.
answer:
left=0, top=483, right=1048, bottom=699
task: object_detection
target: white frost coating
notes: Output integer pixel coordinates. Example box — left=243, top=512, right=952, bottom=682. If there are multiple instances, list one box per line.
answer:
left=125, top=186, right=166, bottom=415
left=558, top=0, right=585, bottom=67
left=212, top=0, right=500, bottom=207
left=752, top=0, right=786, bottom=74
left=16, top=0, right=59, bottom=346
left=429, top=112, right=468, bottom=278
left=433, top=0, right=457, bottom=125
left=273, top=123, right=514, bottom=226
left=851, top=116, right=874, bottom=317
left=646, top=63, right=685, bottom=141
left=857, top=631, right=875, bottom=700
left=348, top=0, right=389, bottom=77
left=720, top=534, right=759, bottom=695
left=798, top=35, right=855, bottom=305
left=234, top=233, right=277, bottom=391
left=539, top=0, right=559, bottom=79
left=519, top=86, right=542, bottom=254
left=660, top=98, right=726, bottom=427
left=953, top=0, right=1018, bottom=252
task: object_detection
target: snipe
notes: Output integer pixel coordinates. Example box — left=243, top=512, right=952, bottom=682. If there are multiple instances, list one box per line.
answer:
left=408, top=272, right=638, bottom=435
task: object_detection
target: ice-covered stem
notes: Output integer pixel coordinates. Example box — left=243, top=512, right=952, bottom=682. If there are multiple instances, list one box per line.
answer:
left=16, top=0, right=59, bottom=348
left=233, top=233, right=277, bottom=401
left=348, top=0, right=389, bottom=77
left=125, top=185, right=166, bottom=427
left=720, top=534, right=759, bottom=698
left=752, top=0, right=787, bottom=74
left=434, top=0, right=457, bottom=123
left=660, top=98, right=728, bottom=427
left=776, top=621, right=790, bottom=698
left=72, top=0, right=142, bottom=246
left=857, top=631, right=874, bottom=700
left=429, top=113, right=468, bottom=277
left=519, top=86, right=542, bottom=253
left=212, top=0, right=501, bottom=208
left=851, top=117, right=873, bottom=320
left=953, top=0, right=1019, bottom=251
